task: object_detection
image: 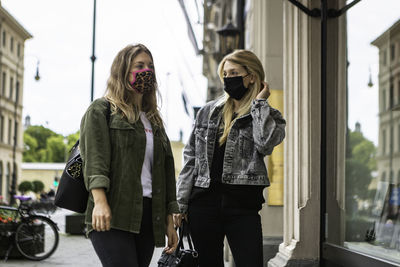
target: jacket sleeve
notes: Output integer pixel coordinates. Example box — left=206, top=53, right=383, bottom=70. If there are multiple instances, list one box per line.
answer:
left=251, top=99, right=286, bottom=156
left=176, top=124, right=197, bottom=213
left=164, top=134, right=180, bottom=215
left=80, top=101, right=111, bottom=192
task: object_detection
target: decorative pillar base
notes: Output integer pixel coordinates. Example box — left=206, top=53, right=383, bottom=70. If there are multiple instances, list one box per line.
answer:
left=263, top=236, right=283, bottom=266
left=268, top=251, right=318, bottom=267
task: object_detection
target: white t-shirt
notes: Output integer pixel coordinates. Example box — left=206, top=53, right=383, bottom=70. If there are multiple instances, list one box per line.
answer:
left=140, top=112, right=153, bottom=198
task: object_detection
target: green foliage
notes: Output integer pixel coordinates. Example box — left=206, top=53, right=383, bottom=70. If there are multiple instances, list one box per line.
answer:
left=32, top=180, right=45, bottom=193
left=345, top=128, right=377, bottom=203
left=24, top=126, right=57, bottom=150
left=66, top=131, right=80, bottom=151
left=23, top=132, right=39, bottom=162
left=18, top=181, right=33, bottom=194
left=23, top=125, right=80, bottom=162
left=45, top=135, right=66, bottom=162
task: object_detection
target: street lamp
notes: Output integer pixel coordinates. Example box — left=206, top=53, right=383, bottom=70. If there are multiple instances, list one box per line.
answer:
left=34, top=60, right=40, bottom=81
left=90, top=0, right=97, bottom=102
left=216, top=20, right=241, bottom=58
left=367, top=67, right=373, bottom=88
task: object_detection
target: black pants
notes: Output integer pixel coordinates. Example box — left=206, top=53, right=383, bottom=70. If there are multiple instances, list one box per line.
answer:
left=188, top=205, right=263, bottom=267
left=89, top=198, right=154, bottom=267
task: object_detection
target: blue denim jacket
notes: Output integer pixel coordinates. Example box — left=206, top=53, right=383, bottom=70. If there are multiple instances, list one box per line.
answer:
left=176, top=98, right=286, bottom=212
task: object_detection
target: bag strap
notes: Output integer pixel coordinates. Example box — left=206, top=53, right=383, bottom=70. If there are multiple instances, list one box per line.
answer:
left=105, top=100, right=111, bottom=124
left=177, top=220, right=195, bottom=251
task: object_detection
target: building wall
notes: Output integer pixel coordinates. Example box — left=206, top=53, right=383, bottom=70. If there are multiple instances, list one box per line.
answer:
left=21, top=166, right=64, bottom=192
left=372, top=20, right=400, bottom=185
left=0, top=6, right=31, bottom=201
left=171, top=140, right=185, bottom=180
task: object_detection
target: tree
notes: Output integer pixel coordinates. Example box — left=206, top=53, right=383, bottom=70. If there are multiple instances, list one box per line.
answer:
left=23, top=125, right=80, bottom=162
left=66, top=131, right=80, bottom=150
left=18, top=181, right=33, bottom=194
left=32, top=180, right=45, bottom=193
left=23, top=125, right=59, bottom=162
left=23, top=132, right=39, bottom=162
left=24, top=126, right=57, bottom=151
left=345, top=128, right=377, bottom=213
left=45, top=135, right=66, bottom=162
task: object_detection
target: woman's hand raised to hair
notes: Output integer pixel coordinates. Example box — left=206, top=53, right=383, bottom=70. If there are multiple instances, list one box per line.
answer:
left=256, top=81, right=270, bottom=100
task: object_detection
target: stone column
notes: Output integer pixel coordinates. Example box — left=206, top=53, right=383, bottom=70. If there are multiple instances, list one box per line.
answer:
left=269, top=0, right=322, bottom=266
left=245, top=0, right=285, bottom=264
left=268, top=0, right=347, bottom=266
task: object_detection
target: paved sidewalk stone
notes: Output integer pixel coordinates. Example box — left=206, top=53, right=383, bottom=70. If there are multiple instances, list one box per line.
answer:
left=1, top=208, right=163, bottom=267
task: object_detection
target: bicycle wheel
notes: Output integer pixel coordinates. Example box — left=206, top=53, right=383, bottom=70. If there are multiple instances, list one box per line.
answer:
left=15, top=216, right=59, bottom=261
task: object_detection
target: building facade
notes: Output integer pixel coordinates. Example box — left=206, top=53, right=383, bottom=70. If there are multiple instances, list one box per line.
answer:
left=372, top=19, right=400, bottom=188
left=0, top=5, right=32, bottom=202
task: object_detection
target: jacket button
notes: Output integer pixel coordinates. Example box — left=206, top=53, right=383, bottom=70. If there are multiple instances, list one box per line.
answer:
left=156, top=189, right=161, bottom=194
left=156, top=216, right=160, bottom=221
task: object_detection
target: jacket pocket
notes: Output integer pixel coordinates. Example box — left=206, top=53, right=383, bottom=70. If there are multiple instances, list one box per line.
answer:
left=109, top=119, right=136, bottom=148
left=194, top=126, right=207, bottom=158
left=239, top=130, right=253, bottom=159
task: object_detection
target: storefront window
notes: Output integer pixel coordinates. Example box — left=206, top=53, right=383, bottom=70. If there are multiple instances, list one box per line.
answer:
left=343, top=1, right=400, bottom=264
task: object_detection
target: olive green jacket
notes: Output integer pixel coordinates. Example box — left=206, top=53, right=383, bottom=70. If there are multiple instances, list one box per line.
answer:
left=80, top=98, right=179, bottom=247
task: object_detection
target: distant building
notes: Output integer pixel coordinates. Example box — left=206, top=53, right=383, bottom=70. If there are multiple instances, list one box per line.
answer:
left=0, top=5, right=32, bottom=201
left=171, top=140, right=184, bottom=179
left=371, top=19, right=400, bottom=185
left=21, top=163, right=65, bottom=192
left=24, top=114, right=31, bottom=129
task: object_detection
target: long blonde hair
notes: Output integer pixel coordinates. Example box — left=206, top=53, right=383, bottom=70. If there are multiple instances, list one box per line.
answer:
left=104, top=44, right=163, bottom=126
left=217, top=50, right=265, bottom=145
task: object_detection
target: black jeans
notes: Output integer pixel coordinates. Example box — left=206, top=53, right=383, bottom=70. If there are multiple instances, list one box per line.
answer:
left=89, top=197, right=154, bottom=267
left=188, top=205, right=263, bottom=267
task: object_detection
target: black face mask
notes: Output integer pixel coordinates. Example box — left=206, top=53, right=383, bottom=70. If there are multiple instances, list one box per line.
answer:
left=223, top=75, right=249, bottom=100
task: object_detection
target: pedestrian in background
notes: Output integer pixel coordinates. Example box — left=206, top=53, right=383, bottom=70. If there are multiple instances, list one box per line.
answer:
left=174, top=49, right=286, bottom=267
left=80, top=44, right=179, bottom=267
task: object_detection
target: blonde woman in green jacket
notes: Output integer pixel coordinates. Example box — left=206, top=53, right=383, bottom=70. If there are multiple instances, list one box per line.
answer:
left=80, top=44, right=179, bottom=267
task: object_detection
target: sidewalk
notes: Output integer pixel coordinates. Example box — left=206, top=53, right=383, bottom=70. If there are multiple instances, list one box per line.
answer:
left=2, top=209, right=163, bottom=267
left=2, top=208, right=231, bottom=266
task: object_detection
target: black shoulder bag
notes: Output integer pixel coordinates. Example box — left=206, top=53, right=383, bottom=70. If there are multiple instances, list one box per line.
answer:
left=157, top=221, right=199, bottom=267
left=54, top=101, right=111, bottom=213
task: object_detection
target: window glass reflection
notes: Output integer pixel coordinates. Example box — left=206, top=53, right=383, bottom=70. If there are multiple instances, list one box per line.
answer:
left=345, top=2, right=400, bottom=263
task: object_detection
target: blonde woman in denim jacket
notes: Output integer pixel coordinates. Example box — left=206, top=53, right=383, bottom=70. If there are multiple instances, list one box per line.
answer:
left=174, top=50, right=286, bottom=267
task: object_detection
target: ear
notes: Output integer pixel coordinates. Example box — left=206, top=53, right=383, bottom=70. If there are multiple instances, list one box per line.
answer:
left=250, top=74, right=255, bottom=84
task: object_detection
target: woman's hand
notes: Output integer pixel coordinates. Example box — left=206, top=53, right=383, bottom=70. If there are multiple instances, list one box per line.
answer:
left=91, top=188, right=112, bottom=232
left=164, top=215, right=178, bottom=254
left=256, top=81, right=270, bottom=100
left=173, top=213, right=187, bottom=227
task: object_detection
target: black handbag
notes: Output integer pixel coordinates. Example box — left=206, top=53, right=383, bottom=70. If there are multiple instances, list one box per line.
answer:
left=158, top=221, right=199, bottom=267
left=54, top=101, right=111, bottom=213
left=54, top=140, right=87, bottom=213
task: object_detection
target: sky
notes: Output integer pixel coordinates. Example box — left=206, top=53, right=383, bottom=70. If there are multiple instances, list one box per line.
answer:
left=347, top=0, right=400, bottom=145
left=2, top=0, right=400, bottom=145
left=1, top=0, right=206, bottom=142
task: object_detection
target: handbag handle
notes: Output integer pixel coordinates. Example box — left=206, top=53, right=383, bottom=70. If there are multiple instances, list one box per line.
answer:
left=177, top=220, right=195, bottom=251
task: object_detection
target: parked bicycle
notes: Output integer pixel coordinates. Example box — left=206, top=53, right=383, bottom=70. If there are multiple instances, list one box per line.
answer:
left=0, top=195, right=59, bottom=261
